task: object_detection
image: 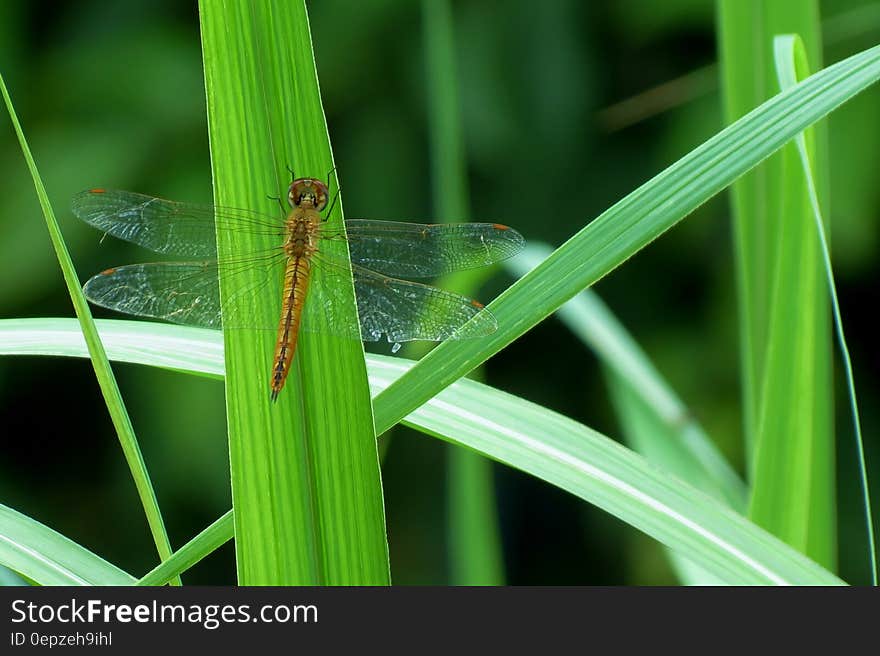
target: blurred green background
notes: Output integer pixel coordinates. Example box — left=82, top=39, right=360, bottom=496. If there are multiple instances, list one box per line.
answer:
left=1, top=0, right=878, bottom=584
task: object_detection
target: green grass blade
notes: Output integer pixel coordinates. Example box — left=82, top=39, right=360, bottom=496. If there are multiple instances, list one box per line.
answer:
left=0, top=72, right=179, bottom=584
left=0, top=504, right=135, bottom=586
left=716, top=0, right=828, bottom=464
left=198, top=0, right=389, bottom=585
left=366, top=357, right=844, bottom=585
left=603, top=372, right=727, bottom=585
left=0, top=319, right=226, bottom=375
left=137, top=511, right=233, bottom=587
left=0, top=318, right=845, bottom=584
left=0, top=318, right=224, bottom=378
left=422, top=0, right=504, bottom=585
left=510, top=243, right=745, bottom=584
left=718, top=1, right=835, bottom=569
left=508, top=244, right=747, bottom=512
left=372, top=43, right=880, bottom=438
left=0, top=567, right=30, bottom=586
left=774, top=35, right=876, bottom=584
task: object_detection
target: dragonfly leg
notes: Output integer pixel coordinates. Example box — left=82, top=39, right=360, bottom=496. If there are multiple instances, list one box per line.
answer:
left=324, top=187, right=341, bottom=221
left=322, top=166, right=341, bottom=218
left=266, top=193, right=286, bottom=215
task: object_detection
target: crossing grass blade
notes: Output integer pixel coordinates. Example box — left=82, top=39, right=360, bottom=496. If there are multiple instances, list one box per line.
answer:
left=422, top=0, right=504, bottom=585
left=773, top=34, right=876, bottom=584
left=509, top=244, right=746, bottom=584
left=507, top=244, right=747, bottom=512
left=0, top=504, right=135, bottom=586
left=717, top=2, right=828, bottom=462
left=718, top=0, right=835, bottom=569
left=0, top=70, right=179, bottom=585
left=198, top=0, right=389, bottom=584
left=0, top=318, right=847, bottom=584
left=137, top=511, right=234, bottom=586
left=371, top=42, right=880, bottom=449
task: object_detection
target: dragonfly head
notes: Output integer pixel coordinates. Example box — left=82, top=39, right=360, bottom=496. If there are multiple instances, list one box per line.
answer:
left=288, top=178, right=329, bottom=211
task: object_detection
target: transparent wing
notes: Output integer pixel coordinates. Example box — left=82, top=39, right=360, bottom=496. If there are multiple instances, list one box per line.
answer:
left=71, top=189, right=284, bottom=257
left=82, top=258, right=285, bottom=330
left=72, top=189, right=525, bottom=273
left=332, top=219, right=525, bottom=279
left=76, top=189, right=508, bottom=341
left=84, top=255, right=498, bottom=342
left=305, top=260, right=498, bottom=343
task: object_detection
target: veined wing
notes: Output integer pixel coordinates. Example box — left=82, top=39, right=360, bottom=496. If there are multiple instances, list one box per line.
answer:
left=352, top=264, right=497, bottom=341
left=332, top=220, right=524, bottom=279
left=82, top=257, right=285, bottom=330
left=84, top=254, right=498, bottom=341
left=71, top=189, right=284, bottom=257
left=302, top=258, right=497, bottom=343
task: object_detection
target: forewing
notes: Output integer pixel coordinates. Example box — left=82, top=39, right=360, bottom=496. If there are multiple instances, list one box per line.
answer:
left=337, top=220, right=524, bottom=279
left=72, top=189, right=284, bottom=257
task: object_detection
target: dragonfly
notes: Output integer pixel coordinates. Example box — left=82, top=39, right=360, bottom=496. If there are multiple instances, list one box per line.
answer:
left=72, top=177, right=524, bottom=401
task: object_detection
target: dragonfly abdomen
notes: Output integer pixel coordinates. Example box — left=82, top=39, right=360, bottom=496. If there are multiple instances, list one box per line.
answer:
left=270, top=256, right=313, bottom=401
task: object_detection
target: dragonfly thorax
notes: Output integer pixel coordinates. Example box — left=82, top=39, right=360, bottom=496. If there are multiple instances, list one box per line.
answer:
left=288, top=177, right=328, bottom=211
left=284, top=212, right=319, bottom=258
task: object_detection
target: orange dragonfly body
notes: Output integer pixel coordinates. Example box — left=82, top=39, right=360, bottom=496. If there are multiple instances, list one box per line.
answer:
left=271, top=178, right=324, bottom=399
left=73, top=177, right=524, bottom=400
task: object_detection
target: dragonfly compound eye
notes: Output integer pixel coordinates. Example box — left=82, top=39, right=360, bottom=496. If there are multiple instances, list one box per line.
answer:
left=288, top=178, right=329, bottom=211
